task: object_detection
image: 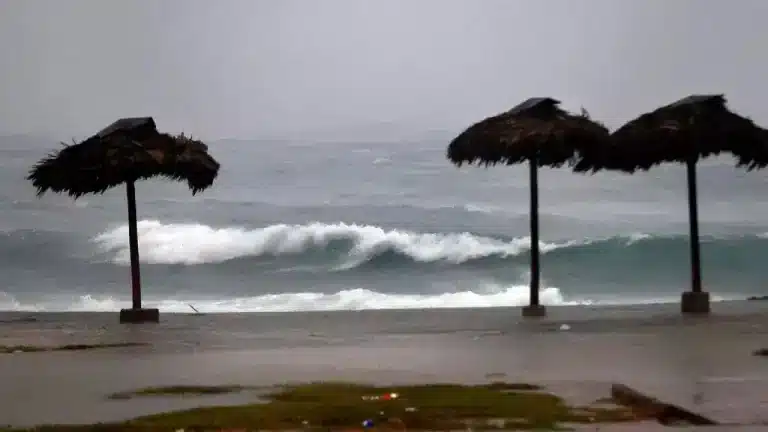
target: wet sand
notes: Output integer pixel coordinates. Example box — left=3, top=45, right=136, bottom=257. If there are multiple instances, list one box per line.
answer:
left=0, top=302, right=767, bottom=428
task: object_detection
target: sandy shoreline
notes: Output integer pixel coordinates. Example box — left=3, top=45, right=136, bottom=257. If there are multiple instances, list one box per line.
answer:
left=0, top=304, right=767, bottom=428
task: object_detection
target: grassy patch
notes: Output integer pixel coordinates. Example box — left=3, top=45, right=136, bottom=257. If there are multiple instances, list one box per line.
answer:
left=0, top=342, right=147, bottom=354
left=108, top=385, right=251, bottom=400
left=2, top=381, right=651, bottom=431
left=484, top=381, right=543, bottom=391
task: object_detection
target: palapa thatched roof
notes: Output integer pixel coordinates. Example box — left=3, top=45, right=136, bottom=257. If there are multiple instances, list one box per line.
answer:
left=447, top=97, right=611, bottom=167
left=574, top=94, right=768, bottom=173
left=27, top=117, right=220, bottom=198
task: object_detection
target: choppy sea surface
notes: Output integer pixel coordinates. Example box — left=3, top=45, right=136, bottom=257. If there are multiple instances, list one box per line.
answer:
left=2, top=133, right=768, bottom=312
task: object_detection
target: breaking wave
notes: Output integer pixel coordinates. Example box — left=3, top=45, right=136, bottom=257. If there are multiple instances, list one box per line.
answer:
left=91, top=221, right=768, bottom=277
left=0, top=284, right=695, bottom=313
left=93, top=220, right=592, bottom=267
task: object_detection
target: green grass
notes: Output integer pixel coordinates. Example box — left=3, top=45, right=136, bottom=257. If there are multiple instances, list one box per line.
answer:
left=108, top=385, right=252, bottom=400
left=0, top=343, right=147, bottom=354
left=484, top=381, right=543, bottom=391
left=1, top=381, right=649, bottom=431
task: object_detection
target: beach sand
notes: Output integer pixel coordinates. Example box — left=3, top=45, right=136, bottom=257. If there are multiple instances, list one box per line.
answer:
left=0, top=302, right=767, bottom=429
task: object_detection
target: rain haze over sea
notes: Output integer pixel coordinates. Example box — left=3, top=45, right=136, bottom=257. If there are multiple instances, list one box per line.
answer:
left=3, top=135, right=768, bottom=312
left=1, top=0, right=768, bottom=313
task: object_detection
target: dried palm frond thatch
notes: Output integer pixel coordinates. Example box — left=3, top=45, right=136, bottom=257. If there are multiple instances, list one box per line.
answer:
left=26, top=117, right=220, bottom=322
left=574, top=94, right=768, bottom=173
left=448, top=97, right=611, bottom=168
left=573, top=95, right=768, bottom=314
left=446, top=98, right=611, bottom=317
left=28, top=117, right=219, bottom=198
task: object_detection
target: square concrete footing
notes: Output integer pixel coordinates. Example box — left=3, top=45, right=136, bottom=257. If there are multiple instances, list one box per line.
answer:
left=119, top=308, right=160, bottom=323
left=522, top=304, right=546, bottom=318
left=681, top=291, right=710, bottom=315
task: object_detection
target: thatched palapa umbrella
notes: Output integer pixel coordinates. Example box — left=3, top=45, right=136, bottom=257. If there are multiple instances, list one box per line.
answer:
left=575, top=94, right=768, bottom=314
left=27, top=117, right=220, bottom=323
left=447, top=98, right=610, bottom=317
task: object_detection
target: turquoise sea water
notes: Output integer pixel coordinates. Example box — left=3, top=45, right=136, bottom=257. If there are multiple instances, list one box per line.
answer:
left=1, top=134, right=767, bottom=312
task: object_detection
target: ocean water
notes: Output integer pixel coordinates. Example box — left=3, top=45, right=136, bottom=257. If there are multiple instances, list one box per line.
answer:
left=2, top=133, right=768, bottom=312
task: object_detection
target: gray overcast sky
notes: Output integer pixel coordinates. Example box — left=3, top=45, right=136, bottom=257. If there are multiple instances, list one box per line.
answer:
left=1, top=0, right=766, bottom=140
